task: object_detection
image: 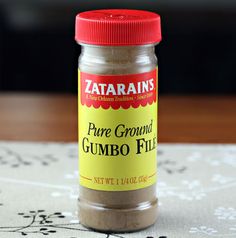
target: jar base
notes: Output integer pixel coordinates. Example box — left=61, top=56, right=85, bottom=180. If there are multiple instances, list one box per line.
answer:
left=78, top=197, right=158, bottom=232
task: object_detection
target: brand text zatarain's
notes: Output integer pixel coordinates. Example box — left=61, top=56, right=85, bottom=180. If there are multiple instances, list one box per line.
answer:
left=84, top=78, right=154, bottom=96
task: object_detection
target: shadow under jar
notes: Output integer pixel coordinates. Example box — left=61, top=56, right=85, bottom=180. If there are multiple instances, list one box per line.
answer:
left=75, top=9, right=162, bottom=232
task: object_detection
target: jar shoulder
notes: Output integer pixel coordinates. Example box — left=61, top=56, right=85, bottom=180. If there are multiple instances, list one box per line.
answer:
left=78, top=45, right=157, bottom=75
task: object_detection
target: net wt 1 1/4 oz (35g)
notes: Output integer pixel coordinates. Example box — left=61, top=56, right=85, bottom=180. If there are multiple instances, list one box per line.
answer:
left=75, top=9, right=162, bottom=232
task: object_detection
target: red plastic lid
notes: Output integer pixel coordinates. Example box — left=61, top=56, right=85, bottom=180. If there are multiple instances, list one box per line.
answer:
left=75, top=9, right=162, bottom=46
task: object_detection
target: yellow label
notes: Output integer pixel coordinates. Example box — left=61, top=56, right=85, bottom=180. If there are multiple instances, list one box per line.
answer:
left=79, top=69, right=158, bottom=191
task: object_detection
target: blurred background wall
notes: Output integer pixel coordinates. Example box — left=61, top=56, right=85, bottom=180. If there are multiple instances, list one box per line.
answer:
left=0, top=0, right=235, bottom=94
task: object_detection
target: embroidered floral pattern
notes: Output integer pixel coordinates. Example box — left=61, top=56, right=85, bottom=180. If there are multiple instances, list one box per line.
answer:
left=214, top=207, right=236, bottom=220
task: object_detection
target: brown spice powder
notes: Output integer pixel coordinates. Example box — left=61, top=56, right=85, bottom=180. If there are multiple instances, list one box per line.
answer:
left=78, top=45, right=158, bottom=232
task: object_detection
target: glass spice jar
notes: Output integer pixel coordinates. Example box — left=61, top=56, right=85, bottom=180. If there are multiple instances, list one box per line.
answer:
left=75, top=9, right=162, bottom=232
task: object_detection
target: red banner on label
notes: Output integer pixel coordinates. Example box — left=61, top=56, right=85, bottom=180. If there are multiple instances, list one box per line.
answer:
left=80, top=69, right=157, bottom=109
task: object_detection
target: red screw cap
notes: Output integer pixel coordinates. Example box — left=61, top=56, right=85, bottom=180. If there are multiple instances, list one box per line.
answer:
left=75, top=9, right=162, bottom=46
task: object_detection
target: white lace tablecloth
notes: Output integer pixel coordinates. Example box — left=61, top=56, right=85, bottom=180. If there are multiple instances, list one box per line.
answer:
left=0, top=142, right=235, bottom=238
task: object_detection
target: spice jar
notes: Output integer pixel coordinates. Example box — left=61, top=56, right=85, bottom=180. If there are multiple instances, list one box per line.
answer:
left=75, top=9, right=162, bottom=232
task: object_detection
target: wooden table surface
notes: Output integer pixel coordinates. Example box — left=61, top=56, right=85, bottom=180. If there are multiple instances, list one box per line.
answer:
left=0, top=94, right=235, bottom=143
